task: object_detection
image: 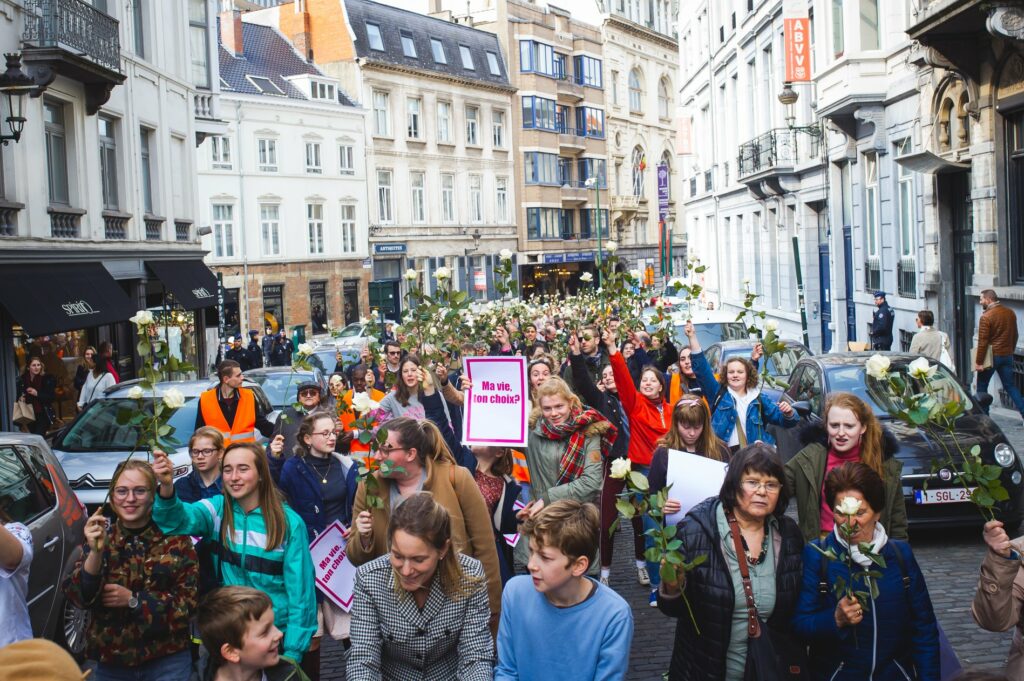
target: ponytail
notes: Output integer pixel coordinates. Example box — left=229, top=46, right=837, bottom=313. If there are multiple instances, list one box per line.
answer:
left=385, top=416, right=457, bottom=466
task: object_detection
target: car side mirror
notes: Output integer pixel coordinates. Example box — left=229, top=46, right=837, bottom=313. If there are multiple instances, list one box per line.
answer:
left=789, top=400, right=812, bottom=418
left=975, top=392, right=994, bottom=409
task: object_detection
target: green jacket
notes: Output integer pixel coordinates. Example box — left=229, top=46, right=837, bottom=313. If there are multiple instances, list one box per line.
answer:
left=153, top=493, right=317, bottom=662
left=784, top=441, right=907, bottom=543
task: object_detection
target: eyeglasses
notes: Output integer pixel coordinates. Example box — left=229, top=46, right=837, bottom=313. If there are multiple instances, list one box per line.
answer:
left=742, top=479, right=782, bottom=494
left=387, top=350, right=402, bottom=356
left=298, top=389, right=320, bottom=397
left=312, top=430, right=338, bottom=439
left=190, top=448, right=218, bottom=458
left=112, top=487, right=151, bottom=500
left=379, top=444, right=408, bottom=455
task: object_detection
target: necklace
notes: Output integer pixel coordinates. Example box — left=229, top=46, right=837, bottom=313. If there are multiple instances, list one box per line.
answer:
left=309, top=454, right=332, bottom=484
left=740, top=531, right=770, bottom=566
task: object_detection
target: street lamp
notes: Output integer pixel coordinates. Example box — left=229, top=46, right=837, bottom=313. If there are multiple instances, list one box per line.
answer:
left=464, top=228, right=482, bottom=298
left=0, top=54, right=40, bottom=145
left=778, top=81, right=822, bottom=138
left=584, top=176, right=603, bottom=288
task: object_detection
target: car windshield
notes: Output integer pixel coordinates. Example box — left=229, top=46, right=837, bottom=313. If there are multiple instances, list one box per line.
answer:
left=676, top=322, right=748, bottom=349
left=246, top=372, right=316, bottom=409
left=57, top=398, right=199, bottom=452
left=826, top=363, right=974, bottom=418
left=337, top=324, right=363, bottom=338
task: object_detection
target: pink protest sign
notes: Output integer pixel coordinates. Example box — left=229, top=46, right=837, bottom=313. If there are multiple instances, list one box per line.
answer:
left=309, top=521, right=357, bottom=611
left=462, top=356, right=528, bottom=447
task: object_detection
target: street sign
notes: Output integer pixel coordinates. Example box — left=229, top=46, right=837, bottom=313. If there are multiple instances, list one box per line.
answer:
left=373, top=243, right=406, bottom=255
left=361, top=258, right=372, bottom=269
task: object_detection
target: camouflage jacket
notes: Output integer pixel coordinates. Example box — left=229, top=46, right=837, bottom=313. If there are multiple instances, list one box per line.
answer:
left=63, top=520, right=198, bottom=666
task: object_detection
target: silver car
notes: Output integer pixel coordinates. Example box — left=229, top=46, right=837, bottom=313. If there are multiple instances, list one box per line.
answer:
left=333, top=320, right=397, bottom=349
left=0, top=433, right=88, bottom=657
left=50, top=379, right=274, bottom=510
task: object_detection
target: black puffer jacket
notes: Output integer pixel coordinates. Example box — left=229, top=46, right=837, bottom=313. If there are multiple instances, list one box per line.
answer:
left=658, top=497, right=804, bottom=681
left=568, top=352, right=629, bottom=459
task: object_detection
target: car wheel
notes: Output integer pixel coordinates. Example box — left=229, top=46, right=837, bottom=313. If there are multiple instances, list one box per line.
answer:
left=55, top=597, right=90, bottom=660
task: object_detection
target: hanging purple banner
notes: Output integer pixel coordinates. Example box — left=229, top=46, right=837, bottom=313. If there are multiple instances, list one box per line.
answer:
left=657, top=164, right=670, bottom=222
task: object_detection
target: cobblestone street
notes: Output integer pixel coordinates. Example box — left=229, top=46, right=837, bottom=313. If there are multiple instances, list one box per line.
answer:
left=322, top=407, right=1024, bottom=679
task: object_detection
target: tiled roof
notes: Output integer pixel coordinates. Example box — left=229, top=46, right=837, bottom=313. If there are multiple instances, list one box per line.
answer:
left=345, top=0, right=510, bottom=89
left=219, top=20, right=356, bottom=106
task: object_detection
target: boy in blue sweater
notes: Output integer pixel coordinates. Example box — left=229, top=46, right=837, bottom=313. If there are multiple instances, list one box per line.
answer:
left=496, top=500, right=634, bottom=681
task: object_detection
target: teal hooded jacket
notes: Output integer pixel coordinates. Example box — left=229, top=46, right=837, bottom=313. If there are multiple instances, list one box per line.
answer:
left=154, top=492, right=317, bottom=662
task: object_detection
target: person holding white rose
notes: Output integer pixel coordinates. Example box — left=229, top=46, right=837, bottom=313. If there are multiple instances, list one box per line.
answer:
left=338, top=365, right=386, bottom=457
left=785, top=392, right=907, bottom=543
left=793, top=462, right=939, bottom=681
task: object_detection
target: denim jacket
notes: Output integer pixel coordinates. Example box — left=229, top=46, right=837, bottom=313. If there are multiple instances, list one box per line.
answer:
left=691, top=350, right=798, bottom=445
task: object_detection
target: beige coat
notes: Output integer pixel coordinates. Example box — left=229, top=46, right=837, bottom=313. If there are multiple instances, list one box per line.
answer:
left=971, top=541, right=1024, bottom=679
left=348, top=456, right=503, bottom=634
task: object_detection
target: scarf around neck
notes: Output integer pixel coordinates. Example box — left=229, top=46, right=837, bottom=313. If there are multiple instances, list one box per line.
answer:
left=834, top=521, right=888, bottom=568
left=539, top=407, right=617, bottom=484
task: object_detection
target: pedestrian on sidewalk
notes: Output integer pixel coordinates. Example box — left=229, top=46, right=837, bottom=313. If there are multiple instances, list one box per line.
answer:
left=975, top=289, right=1024, bottom=420
left=910, top=310, right=954, bottom=368
left=871, top=291, right=896, bottom=351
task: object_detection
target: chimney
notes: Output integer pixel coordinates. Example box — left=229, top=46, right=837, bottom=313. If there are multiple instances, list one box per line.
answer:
left=220, top=10, right=243, bottom=57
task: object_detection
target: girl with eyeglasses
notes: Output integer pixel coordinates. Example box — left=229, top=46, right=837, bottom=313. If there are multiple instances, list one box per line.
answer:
left=64, top=460, right=199, bottom=681
left=151, top=443, right=316, bottom=669
left=174, top=426, right=226, bottom=599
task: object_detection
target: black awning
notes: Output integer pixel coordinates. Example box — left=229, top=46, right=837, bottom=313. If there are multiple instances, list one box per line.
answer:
left=0, top=262, right=136, bottom=336
left=145, top=259, right=218, bottom=310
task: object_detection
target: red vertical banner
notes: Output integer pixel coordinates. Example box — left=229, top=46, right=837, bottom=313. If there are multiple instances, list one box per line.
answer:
left=784, top=18, right=811, bottom=82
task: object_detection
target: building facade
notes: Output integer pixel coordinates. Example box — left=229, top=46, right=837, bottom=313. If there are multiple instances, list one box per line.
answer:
left=598, top=0, right=686, bottom=281
left=197, top=11, right=370, bottom=341
left=443, top=0, right=611, bottom=297
left=678, top=0, right=827, bottom=350
left=0, top=0, right=224, bottom=427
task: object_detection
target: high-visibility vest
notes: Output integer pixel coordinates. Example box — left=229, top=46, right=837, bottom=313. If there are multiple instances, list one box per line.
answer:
left=511, top=448, right=530, bottom=485
left=199, top=388, right=257, bottom=446
left=338, top=388, right=386, bottom=453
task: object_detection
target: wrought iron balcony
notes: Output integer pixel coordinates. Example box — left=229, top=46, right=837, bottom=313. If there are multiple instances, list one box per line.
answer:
left=736, top=128, right=820, bottom=197
left=22, top=0, right=124, bottom=115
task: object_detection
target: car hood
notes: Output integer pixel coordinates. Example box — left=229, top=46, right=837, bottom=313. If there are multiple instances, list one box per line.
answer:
left=54, top=446, right=191, bottom=485
left=881, top=414, right=1006, bottom=474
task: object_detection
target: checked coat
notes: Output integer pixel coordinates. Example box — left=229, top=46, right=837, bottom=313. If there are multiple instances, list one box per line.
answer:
left=347, top=553, right=494, bottom=681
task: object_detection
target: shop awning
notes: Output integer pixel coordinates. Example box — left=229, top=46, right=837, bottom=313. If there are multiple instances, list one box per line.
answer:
left=145, top=259, right=218, bottom=310
left=0, top=262, right=136, bottom=336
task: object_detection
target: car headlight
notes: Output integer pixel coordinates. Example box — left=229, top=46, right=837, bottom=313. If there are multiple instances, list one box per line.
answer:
left=172, top=465, right=190, bottom=478
left=995, top=443, right=1016, bottom=468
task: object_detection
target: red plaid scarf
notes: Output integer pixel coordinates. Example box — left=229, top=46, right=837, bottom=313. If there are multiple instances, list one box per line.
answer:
left=538, top=407, right=618, bottom=485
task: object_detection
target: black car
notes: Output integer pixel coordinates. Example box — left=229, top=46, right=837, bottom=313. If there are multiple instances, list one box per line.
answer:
left=778, top=352, right=1024, bottom=530
left=703, top=339, right=810, bottom=401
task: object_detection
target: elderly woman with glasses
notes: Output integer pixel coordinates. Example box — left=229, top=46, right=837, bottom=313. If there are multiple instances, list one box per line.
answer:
left=64, top=460, right=198, bottom=681
left=657, top=443, right=805, bottom=681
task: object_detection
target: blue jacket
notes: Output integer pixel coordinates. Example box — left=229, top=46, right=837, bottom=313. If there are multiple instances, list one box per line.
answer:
left=691, top=350, right=798, bottom=445
left=275, top=453, right=355, bottom=542
left=793, top=534, right=940, bottom=681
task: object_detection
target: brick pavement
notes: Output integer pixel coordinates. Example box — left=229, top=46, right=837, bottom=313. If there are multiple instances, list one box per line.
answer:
left=321, top=407, right=1024, bottom=679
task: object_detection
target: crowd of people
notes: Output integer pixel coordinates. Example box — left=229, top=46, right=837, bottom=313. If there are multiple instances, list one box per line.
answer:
left=4, top=306, right=1024, bottom=681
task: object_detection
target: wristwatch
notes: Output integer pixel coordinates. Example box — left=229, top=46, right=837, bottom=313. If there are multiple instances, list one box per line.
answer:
left=128, top=592, right=139, bottom=609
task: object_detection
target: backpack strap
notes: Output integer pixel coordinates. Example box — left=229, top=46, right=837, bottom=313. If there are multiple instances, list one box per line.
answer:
left=891, top=541, right=912, bottom=592
left=816, top=539, right=830, bottom=597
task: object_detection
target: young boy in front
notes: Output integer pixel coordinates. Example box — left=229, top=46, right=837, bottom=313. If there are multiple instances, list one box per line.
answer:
left=496, top=500, right=634, bottom=681
left=197, top=586, right=310, bottom=681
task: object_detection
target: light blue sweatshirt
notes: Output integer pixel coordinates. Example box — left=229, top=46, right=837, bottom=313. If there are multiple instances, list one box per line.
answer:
left=495, top=575, right=633, bottom=681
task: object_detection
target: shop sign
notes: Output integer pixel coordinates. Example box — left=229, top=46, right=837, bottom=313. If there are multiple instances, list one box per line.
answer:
left=565, top=252, right=594, bottom=263
left=373, top=243, right=407, bottom=255
left=543, top=253, right=566, bottom=263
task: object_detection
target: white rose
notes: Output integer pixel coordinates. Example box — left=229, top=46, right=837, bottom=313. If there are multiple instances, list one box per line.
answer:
left=351, top=392, right=379, bottom=413
left=297, top=343, right=314, bottom=356
left=499, top=248, right=514, bottom=261
left=434, top=266, right=451, bottom=281
left=864, top=354, right=891, bottom=380
left=629, top=269, right=642, bottom=280
left=655, top=299, right=666, bottom=309
left=580, top=272, right=594, bottom=283
left=129, top=310, right=154, bottom=326
left=162, top=387, right=186, bottom=410
left=126, top=386, right=144, bottom=400
left=403, top=269, right=419, bottom=281
left=908, top=356, right=937, bottom=380
left=765, top=320, right=779, bottom=333
left=429, top=326, right=438, bottom=335
left=606, top=240, right=618, bottom=253
left=835, top=496, right=862, bottom=517
left=359, top=316, right=370, bottom=326
left=742, top=278, right=751, bottom=286
left=609, top=458, right=632, bottom=479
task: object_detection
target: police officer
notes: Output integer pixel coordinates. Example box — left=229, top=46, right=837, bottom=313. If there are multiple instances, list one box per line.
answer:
left=870, top=290, right=895, bottom=351
left=224, top=336, right=252, bottom=370
left=246, top=330, right=264, bottom=369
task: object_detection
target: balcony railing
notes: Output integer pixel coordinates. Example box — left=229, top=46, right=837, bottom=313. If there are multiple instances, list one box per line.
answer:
left=49, top=207, right=84, bottom=238
left=103, top=212, right=128, bottom=240
left=22, top=0, right=122, bottom=74
left=611, top=195, right=641, bottom=211
left=144, top=216, right=164, bottom=241
left=865, top=257, right=882, bottom=292
left=737, top=128, right=821, bottom=178
left=0, top=201, right=23, bottom=236
left=194, top=92, right=217, bottom=120
left=175, top=220, right=192, bottom=242
left=897, top=256, right=917, bottom=298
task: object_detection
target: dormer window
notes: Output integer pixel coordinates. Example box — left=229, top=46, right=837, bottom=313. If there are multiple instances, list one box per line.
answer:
left=401, top=31, right=417, bottom=58
left=366, top=23, right=384, bottom=51
left=310, top=81, right=336, bottom=101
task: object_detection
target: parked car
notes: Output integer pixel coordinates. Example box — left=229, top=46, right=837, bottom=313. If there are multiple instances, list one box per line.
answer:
left=778, top=352, right=1024, bottom=530
left=333, top=320, right=398, bottom=349
left=0, top=433, right=88, bottom=657
left=242, top=366, right=327, bottom=412
left=667, top=309, right=749, bottom=348
left=307, top=344, right=360, bottom=376
left=703, top=339, right=811, bottom=400
left=50, top=379, right=274, bottom=510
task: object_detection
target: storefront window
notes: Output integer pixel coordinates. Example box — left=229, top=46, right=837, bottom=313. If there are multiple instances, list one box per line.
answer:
left=310, top=281, right=328, bottom=334
left=221, top=287, right=240, bottom=340
left=343, top=279, right=360, bottom=325
left=150, top=309, right=198, bottom=379
left=263, top=284, right=284, bottom=333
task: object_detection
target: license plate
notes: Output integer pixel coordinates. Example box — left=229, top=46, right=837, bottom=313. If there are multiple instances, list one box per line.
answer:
left=914, top=487, right=977, bottom=504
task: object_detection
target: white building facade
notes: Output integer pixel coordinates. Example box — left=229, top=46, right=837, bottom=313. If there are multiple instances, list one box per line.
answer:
left=197, top=13, right=370, bottom=338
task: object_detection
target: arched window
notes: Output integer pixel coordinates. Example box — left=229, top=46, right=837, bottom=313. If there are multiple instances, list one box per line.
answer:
left=632, top=146, right=646, bottom=196
left=629, top=69, right=644, bottom=114
left=658, top=77, right=671, bottom=119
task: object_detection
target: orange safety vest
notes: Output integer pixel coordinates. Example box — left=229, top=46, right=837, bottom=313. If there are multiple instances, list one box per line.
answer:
left=338, top=388, right=386, bottom=453
left=668, top=373, right=711, bottom=415
left=511, top=448, right=530, bottom=485
left=199, top=388, right=257, bottom=446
